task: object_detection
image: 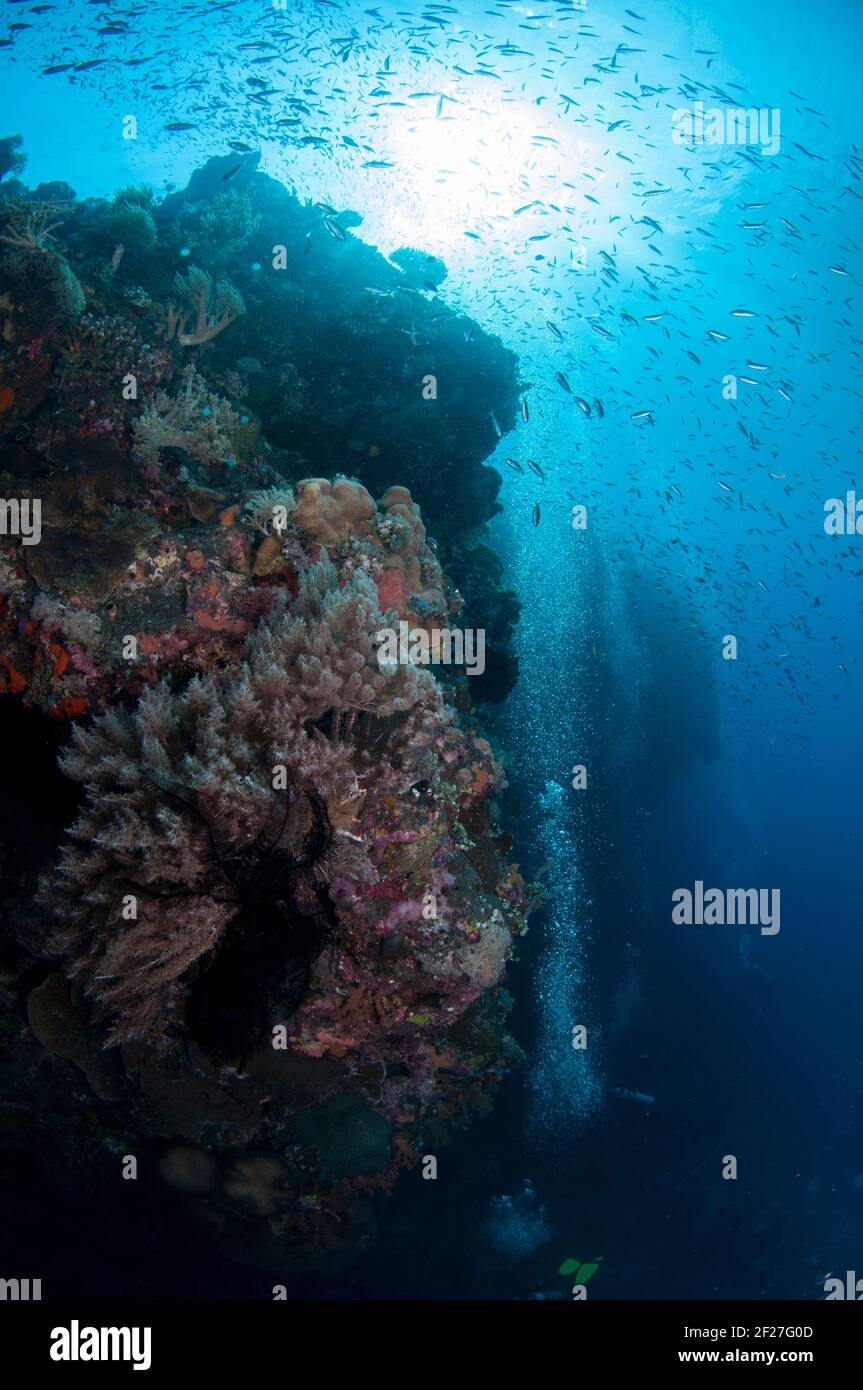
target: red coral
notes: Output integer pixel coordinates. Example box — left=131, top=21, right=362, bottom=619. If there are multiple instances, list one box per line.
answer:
left=376, top=567, right=408, bottom=613
left=49, top=695, right=88, bottom=721
left=0, top=654, right=27, bottom=693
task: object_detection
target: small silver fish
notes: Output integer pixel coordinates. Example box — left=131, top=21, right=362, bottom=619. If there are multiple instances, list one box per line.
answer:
left=532, top=502, right=541, bottom=526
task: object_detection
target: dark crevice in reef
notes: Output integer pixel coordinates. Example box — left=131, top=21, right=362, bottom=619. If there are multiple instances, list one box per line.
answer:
left=0, top=697, right=82, bottom=896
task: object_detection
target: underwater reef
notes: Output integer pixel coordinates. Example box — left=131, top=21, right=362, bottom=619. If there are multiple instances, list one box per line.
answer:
left=0, top=146, right=531, bottom=1276
left=0, top=149, right=521, bottom=704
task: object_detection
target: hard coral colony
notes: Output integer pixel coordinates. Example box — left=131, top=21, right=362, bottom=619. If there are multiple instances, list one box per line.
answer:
left=0, top=147, right=530, bottom=1273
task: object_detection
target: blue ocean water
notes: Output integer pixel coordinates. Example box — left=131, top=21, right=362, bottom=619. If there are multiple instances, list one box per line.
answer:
left=2, top=0, right=861, bottom=1300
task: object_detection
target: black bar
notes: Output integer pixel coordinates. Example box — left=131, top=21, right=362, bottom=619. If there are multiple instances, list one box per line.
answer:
left=1, top=1298, right=859, bottom=1375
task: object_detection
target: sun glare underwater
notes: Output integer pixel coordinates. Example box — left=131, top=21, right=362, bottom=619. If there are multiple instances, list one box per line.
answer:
left=0, top=0, right=861, bottom=1305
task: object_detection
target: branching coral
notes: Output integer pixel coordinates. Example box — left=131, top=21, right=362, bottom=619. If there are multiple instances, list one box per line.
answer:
left=155, top=266, right=244, bottom=347
left=0, top=201, right=84, bottom=320
left=133, top=364, right=241, bottom=469
left=0, top=202, right=63, bottom=256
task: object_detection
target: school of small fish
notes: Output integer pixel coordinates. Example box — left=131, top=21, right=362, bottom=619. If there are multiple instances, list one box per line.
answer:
left=4, top=0, right=859, bottom=727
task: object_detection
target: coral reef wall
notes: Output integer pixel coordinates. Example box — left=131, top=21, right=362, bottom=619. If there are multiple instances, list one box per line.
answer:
left=0, top=151, right=531, bottom=1276
left=0, top=153, right=521, bottom=705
